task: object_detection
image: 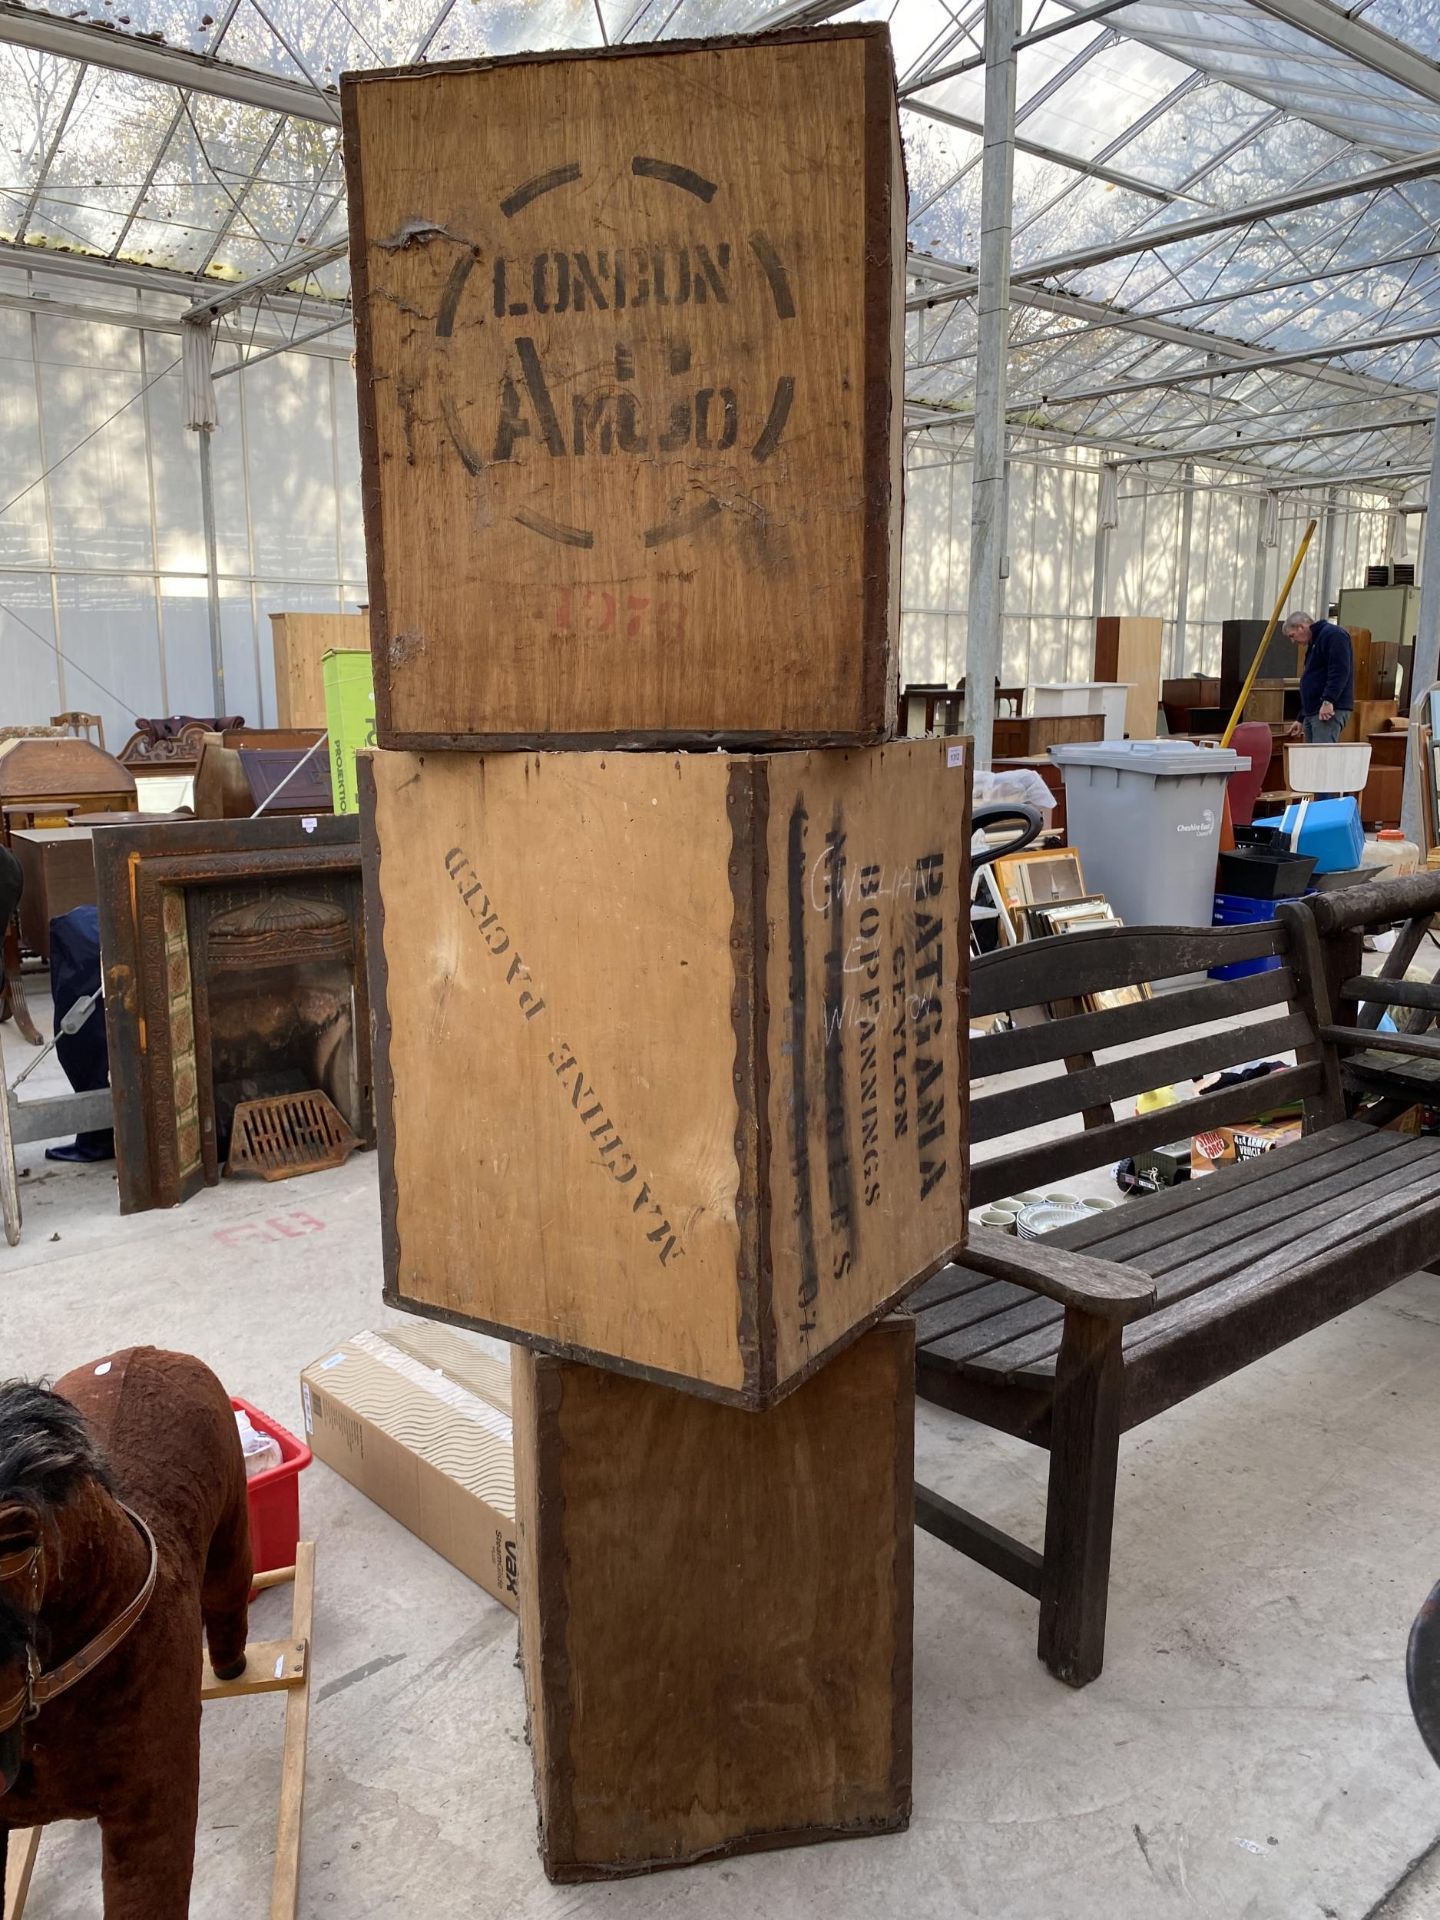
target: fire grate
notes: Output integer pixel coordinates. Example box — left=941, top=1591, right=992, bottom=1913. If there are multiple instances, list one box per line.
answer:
left=227, top=1090, right=359, bottom=1181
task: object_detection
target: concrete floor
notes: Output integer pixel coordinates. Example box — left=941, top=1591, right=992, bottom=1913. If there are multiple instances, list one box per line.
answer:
left=4, top=983, right=1440, bottom=1920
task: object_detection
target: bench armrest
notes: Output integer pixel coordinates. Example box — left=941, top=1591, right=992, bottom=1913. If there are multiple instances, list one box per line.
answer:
left=963, top=1222, right=1156, bottom=1324
left=1322, top=1025, right=1440, bottom=1061
left=1306, top=871, right=1440, bottom=936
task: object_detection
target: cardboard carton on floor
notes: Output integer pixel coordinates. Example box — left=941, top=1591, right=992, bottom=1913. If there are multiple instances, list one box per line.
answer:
left=300, top=1325, right=517, bottom=1610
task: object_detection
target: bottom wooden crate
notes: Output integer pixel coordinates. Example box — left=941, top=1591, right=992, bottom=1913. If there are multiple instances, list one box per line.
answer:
left=513, top=1317, right=915, bottom=1880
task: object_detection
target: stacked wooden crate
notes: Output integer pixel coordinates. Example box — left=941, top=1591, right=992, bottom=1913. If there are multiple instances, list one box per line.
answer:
left=343, top=26, right=970, bottom=1881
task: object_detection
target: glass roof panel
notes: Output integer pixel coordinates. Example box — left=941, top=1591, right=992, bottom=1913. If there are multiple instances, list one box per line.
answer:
left=1102, top=77, right=1274, bottom=194
left=904, top=123, right=982, bottom=263
left=0, top=44, right=68, bottom=240
left=211, top=0, right=375, bottom=87
left=1102, top=1, right=1440, bottom=153
left=1361, top=0, right=1440, bottom=59
left=115, top=95, right=289, bottom=270
left=306, top=253, right=349, bottom=297
left=3, top=0, right=1436, bottom=481
left=223, top=119, right=341, bottom=253
left=1017, top=35, right=1193, bottom=163
left=25, top=65, right=179, bottom=257
left=831, top=0, right=978, bottom=90
left=1013, top=175, right=1169, bottom=265
left=641, top=0, right=755, bottom=40
left=404, top=0, right=603, bottom=62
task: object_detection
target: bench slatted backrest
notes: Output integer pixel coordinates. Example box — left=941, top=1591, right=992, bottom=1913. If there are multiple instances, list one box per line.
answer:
left=969, top=908, right=1340, bottom=1206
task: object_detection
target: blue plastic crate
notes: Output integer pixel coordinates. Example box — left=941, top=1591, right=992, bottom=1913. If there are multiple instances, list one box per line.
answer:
left=1210, top=891, right=1283, bottom=981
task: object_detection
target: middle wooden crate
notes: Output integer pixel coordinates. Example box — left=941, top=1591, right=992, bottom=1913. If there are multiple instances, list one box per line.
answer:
left=362, top=737, right=970, bottom=1407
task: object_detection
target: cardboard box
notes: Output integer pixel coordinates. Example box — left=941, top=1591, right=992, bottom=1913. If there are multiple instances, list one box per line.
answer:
left=514, top=1316, right=913, bottom=1881
left=341, top=27, right=905, bottom=748
left=1191, top=1117, right=1303, bottom=1175
left=362, top=737, right=970, bottom=1407
left=322, top=648, right=376, bottom=815
left=300, top=1325, right=518, bottom=1611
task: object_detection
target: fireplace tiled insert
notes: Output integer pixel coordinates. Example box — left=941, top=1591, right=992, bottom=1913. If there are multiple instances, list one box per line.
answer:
left=94, top=815, right=372, bottom=1214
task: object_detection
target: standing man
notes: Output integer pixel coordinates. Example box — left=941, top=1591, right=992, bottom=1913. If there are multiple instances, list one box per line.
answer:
left=1284, top=609, right=1354, bottom=742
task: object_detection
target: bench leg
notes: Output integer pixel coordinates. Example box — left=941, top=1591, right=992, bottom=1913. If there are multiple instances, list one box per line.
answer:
left=1038, top=1310, right=1124, bottom=1688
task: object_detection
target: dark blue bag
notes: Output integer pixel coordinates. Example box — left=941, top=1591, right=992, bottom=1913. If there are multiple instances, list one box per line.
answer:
left=46, top=905, right=113, bottom=1163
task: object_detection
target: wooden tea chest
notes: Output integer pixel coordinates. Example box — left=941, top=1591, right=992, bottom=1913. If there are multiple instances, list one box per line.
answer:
left=362, top=737, right=970, bottom=1406
left=342, top=26, right=906, bottom=748
left=513, top=1316, right=914, bottom=1878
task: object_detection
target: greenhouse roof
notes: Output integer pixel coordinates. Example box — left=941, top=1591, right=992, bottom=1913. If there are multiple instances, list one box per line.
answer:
left=0, top=0, right=1436, bottom=490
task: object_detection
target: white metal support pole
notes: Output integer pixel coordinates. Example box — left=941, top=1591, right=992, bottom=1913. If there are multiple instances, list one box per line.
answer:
left=183, top=315, right=225, bottom=716
left=1318, top=486, right=1339, bottom=615
left=965, top=0, right=1019, bottom=773
left=1092, top=463, right=1116, bottom=623
left=1251, top=502, right=1271, bottom=620
left=1173, top=463, right=1195, bottom=677
left=1090, top=516, right=1110, bottom=623
left=197, top=426, right=225, bottom=717
left=1402, top=413, right=1440, bottom=844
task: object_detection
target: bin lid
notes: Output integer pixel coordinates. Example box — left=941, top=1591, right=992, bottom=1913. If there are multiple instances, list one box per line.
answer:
left=1049, top=740, right=1249, bottom=776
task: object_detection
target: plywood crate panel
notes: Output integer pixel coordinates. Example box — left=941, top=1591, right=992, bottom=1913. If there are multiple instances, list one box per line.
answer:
left=342, top=27, right=905, bottom=748
left=1093, top=616, right=1162, bottom=740
left=362, top=738, right=969, bottom=1406
left=269, top=612, right=368, bottom=727
left=513, top=1316, right=914, bottom=1880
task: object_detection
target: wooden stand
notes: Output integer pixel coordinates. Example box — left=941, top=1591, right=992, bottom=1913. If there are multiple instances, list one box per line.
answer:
left=4, top=1543, right=315, bottom=1920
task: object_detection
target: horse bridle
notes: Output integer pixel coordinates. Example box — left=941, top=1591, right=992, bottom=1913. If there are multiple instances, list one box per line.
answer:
left=0, top=1504, right=158, bottom=1738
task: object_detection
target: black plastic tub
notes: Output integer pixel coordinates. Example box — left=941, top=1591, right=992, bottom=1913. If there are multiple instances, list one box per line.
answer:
left=1216, top=847, right=1317, bottom=900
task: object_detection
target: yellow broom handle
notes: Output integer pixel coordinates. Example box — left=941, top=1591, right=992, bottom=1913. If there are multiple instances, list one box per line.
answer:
left=1219, top=517, right=1318, bottom=748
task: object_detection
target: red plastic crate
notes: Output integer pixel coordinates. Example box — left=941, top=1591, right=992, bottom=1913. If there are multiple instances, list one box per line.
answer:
left=233, top=1396, right=312, bottom=1576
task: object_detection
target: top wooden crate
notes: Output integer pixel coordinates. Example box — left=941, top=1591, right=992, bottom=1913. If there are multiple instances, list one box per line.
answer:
left=342, top=27, right=905, bottom=750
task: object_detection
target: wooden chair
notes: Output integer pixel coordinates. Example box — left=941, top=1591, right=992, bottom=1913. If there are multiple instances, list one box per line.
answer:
left=50, top=712, right=105, bottom=750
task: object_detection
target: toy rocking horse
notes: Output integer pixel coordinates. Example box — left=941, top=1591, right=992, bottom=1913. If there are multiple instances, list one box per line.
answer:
left=0, top=1347, right=252, bottom=1917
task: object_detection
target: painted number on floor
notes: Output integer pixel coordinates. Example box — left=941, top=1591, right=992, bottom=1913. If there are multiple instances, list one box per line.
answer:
left=213, top=1211, right=327, bottom=1248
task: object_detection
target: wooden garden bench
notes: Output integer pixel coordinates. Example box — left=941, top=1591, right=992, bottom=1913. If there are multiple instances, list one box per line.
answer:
left=914, top=889, right=1440, bottom=1689
left=1306, top=871, right=1440, bottom=1122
